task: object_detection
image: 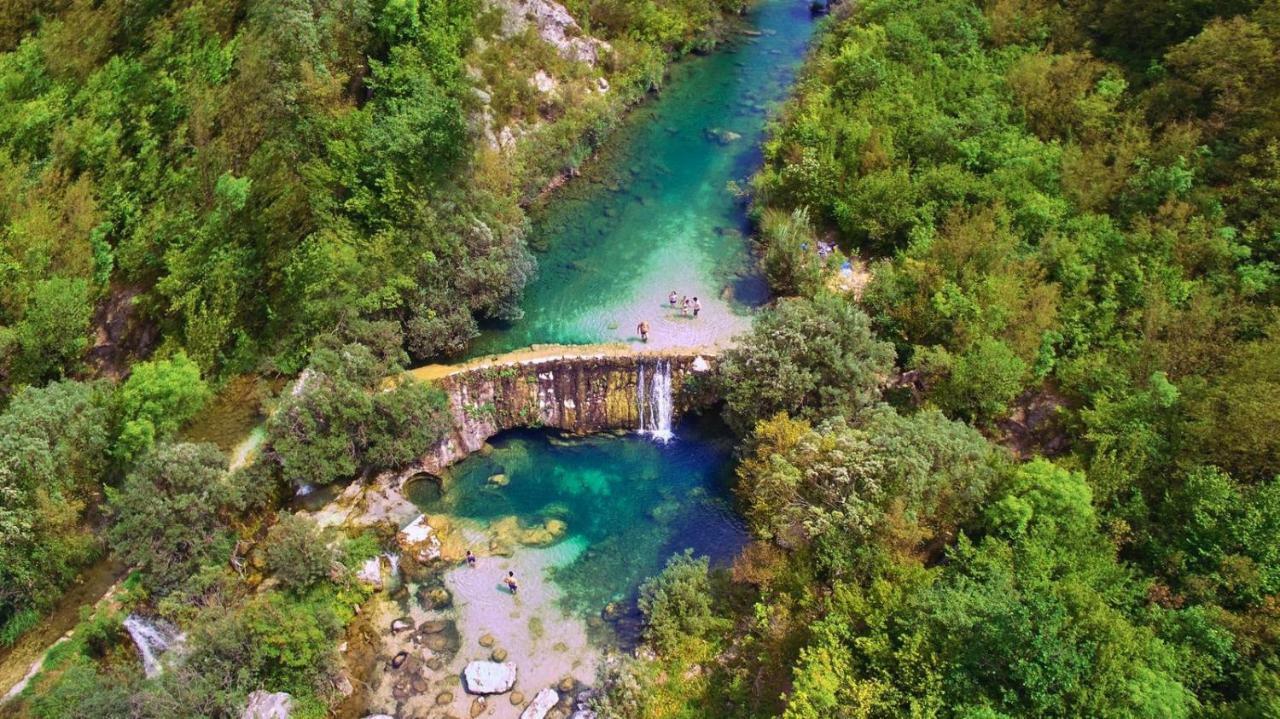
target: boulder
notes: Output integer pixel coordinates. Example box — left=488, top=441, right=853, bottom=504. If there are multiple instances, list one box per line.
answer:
left=463, top=661, right=517, bottom=694
left=704, top=127, right=742, bottom=145
left=356, top=557, right=383, bottom=590
left=520, top=688, right=560, bottom=719
left=570, top=712, right=598, bottom=719
left=397, top=515, right=442, bottom=563
left=242, top=691, right=292, bottom=719
left=494, top=0, right=611, bottom=65
left=530, top=70, right=558, bottom=94
left=488, top=473, right=510, bottom=487
left=545, top=518, right=567, bottom=538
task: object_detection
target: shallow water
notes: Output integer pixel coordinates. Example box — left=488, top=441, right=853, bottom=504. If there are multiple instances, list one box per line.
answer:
left=468, top=0, right=820, bottom=356
left=415, top=415, right=746, bottom=628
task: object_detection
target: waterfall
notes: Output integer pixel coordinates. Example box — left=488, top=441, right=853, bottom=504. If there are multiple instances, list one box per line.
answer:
left=123, top=614, right=184, bottom=678
left=637, top=360, right=674, bottom=442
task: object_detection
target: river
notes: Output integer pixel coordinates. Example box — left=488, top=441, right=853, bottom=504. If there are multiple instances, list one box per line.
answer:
left=357, top=2, right=823, bottom=716
left=468, top=0, right=819, bottom=356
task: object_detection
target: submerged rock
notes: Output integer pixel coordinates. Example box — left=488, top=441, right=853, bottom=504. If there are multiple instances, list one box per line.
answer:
left=520, top=688, right=561, bottom=719
left=463, top=660, right=517, bottom=694
left=420, top=619, right=450, bottom=634
left=488, top=473, right=510, bottom=487
left=418, top=584, right=453, bottom=610
left=242, top=690, right=292, bottom=719
left=704, top=127, right=743, bottom=145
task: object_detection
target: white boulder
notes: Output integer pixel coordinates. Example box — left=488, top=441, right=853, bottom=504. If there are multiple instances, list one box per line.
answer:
left=520, top=688, right=561, bottom=719
left=463, top=660, right=518, bottom=694
left=242, top=691, right=292, bottom=719
left=396, top=514, right=442, bottom=563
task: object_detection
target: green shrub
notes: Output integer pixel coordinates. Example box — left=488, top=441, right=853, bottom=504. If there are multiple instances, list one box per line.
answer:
left=638, top=550, right=728, bottom=654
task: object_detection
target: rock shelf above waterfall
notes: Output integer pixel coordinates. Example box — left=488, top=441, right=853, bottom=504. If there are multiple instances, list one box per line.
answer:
left=397, top=344, right=718, bottom=479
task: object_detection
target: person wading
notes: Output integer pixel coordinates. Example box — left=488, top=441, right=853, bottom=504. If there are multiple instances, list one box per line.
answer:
left=637, top=321, right=650, bottom=342
left=504, top=571, right=519, bottom=594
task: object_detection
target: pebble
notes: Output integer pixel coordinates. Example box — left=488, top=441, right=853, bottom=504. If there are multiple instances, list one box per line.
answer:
left=471, top=697, right=487, bottom=717
left=437, top=691, right=455, bottom=705
left=479, top=633, right=495, bottom=648
left=492, top=647, right=509, bottom=662
left=510, top=691, right=526, bottom=705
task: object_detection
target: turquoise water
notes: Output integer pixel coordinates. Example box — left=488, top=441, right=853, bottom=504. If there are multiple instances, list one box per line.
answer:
left=469, top=0, right=820, bottom=356
left=412, top=416, right=746, bottom=627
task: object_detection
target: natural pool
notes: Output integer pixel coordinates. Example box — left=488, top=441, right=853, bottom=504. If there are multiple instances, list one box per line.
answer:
left=360, top=416, right=746, bottom=718
left=416, top=415, right=746, bottom=627
left=467, top=0, right=819, bottom=356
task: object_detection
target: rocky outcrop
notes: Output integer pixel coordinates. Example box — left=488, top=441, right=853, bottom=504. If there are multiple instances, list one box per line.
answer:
left=396, top=515, right=441, bottom=563
left=490, top=0, right=610, bottom=65
left=402, top=345, right=717, bottom=479
left=242, top=691, right=292, bottom=719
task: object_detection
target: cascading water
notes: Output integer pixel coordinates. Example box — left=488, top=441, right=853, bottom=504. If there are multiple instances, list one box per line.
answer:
left=122, top=614, right=184, bottom=678
left=637, top=360, right=674, bottom=442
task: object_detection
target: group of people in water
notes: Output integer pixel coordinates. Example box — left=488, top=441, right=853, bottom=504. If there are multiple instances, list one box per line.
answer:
left=637, top=290, right=702, bottom=342
left=669, top=290, right=702, bottom=317
left=465, top=549, right=520, bottom=595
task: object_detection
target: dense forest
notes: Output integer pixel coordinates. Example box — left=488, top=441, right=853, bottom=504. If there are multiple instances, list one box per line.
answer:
left=5, top=0, right=1280, bottom=717
left=0, top=0, right=745, bottom=715
left=594, top=0, right=1279, bottom=716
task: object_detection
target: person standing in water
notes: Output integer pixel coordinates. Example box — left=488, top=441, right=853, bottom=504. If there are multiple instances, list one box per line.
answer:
left=466, top=550, right=476, bottom=567
left=681, top=296, right=690, bottom=316
left=637, top=321, right=650, bottom=342
left=668, top=290, right=678, bottom=307
left=504, top=571, right=519, bottom=594
left=692, top=297, right=701, bottom=317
